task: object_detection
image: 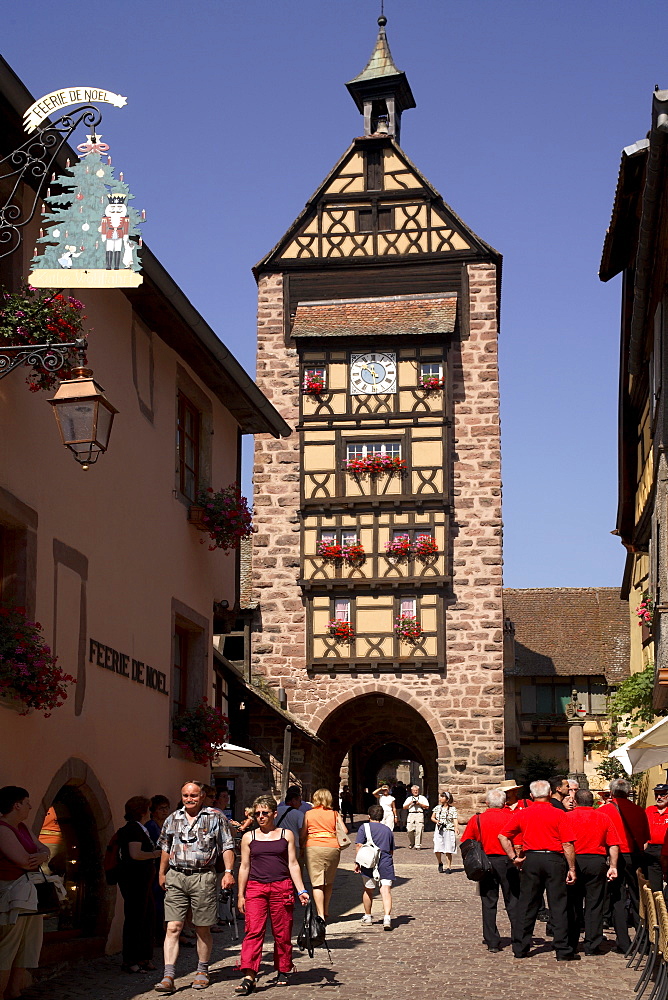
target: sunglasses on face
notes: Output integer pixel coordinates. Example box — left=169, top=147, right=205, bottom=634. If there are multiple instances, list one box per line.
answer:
left=254, top=810, right=272, bottom=817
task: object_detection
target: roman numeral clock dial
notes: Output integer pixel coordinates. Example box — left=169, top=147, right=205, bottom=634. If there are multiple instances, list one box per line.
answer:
left=350, top=353, right=397, bottom=394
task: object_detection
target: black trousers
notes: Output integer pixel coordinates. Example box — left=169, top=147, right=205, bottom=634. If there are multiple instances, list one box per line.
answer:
left=479, top=855, right=520, bottom=949
left=608, top=852, right=642, bottom=952
left=513, top=851, right=571, bottom=958
left=118, top=869, right=155, bottom=965
left=644, top=844, right=666, bottom=894
left=567, top=854, right=608, bottom=952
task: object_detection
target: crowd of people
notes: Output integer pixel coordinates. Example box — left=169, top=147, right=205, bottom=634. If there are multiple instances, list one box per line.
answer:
left=1, top=772, right=663, bottom=995
left=463, top=774, right=663, bottom=961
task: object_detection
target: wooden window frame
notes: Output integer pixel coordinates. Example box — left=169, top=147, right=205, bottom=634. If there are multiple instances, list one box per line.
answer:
left=177, top=391, right=200, bottom=503
left=172, top=625, right=190, bottom=721
left=333, top=597, right=351, bottom=623
left=346, top=441, right=402, bottom=462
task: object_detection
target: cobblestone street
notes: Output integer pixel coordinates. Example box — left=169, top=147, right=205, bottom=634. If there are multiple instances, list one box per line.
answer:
left=22, top=828, right=640, bottom=1000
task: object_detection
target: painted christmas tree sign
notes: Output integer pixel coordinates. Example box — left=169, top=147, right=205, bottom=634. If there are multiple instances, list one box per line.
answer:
left=30, top=134, right=144, bottom=288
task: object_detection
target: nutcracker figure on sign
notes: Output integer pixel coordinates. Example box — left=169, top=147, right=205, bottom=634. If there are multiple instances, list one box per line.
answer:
left=101, top=192, right=129, bottom=270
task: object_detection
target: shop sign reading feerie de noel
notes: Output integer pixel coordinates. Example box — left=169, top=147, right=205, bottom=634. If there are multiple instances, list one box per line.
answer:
left=89, top=638, right=168, bottom=693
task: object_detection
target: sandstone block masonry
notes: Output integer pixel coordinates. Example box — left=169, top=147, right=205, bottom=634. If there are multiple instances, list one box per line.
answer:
left=252, top=265, right=504, bottom=815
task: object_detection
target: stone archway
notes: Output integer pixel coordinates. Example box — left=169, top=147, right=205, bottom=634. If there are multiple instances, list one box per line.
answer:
left=34, top=757, right=115, bottom=961
left=315, top=692, right=442, bottom=808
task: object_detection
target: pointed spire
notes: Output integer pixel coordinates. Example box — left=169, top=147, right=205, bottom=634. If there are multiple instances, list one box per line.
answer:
left=348, top=16, right=401, bottom=85
left=346, top=16, right=416, bottom=143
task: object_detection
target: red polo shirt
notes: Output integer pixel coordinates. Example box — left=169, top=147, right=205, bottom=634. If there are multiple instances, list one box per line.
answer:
left=647, top=806, right=668, bottom=845
left=500, top=800, right=572, bottom=852
left=599, top=799, right=650, bottom=853
left=461, top=808, right=509, bottom=856
left=564, top=807, right=619, bottom=855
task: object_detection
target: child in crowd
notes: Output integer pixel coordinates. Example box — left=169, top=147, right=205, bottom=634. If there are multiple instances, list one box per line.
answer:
left=354, top=803, right=395, bottom=931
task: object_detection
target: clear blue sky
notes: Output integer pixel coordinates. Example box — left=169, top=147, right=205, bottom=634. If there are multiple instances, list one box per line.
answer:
left=2, top=1, right=662, bottom=588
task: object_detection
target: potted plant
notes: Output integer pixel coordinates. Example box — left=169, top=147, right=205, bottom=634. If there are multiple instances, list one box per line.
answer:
left=395, top=614, right=422, bottom=642
left=414, top=535, right=438, bottom=559
left=317, top=540, right=345, bottom=561
left=344, top=454, right=406, bottom=477
left=637, top=592, right=654, bottom=643
left=190, top=483, right=253, bottom=551
left=419, top=374, right=445, bottom=392
left=0, top=285, right=87, bottom=391
left=343, top=543, right=365, bottom=566
left=327, top=620, right=355, bottom=642
left=0, top=606, right=75, bottom=715
left=303, top=371, right=326, bottom=395
left=385, top=537, right=412, bottom=560
left=172, top=698, right=229, bottom=765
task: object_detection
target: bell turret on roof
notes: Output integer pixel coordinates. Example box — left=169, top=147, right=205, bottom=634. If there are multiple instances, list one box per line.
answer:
left=346, top=16, right=416, bottom=144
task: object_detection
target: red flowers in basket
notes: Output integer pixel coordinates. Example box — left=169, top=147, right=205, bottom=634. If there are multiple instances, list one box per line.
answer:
left=0, top=285, right=88, bottom=391
left=0, top=605, right=75, bottom=715
left=636, top=593, right=654, bottom=627
left=420, top=374, right=445, bottom=391
left=196, top=484, right=253, bottom=551
left=414, top=535, right=438, bottom=558
left=317, top=541, right=344, bottom=560
left=303, top=372, right=326, bottom=394
left=327, top=620, right=355, bottom=641
left=385, top=536, right=412, bottom=559
left=344, top=455, right=406, bottom=477
left=173, top=698, right=229, bottom=765
left=395, top=615, right=422, bottom=642
left=344, top=544, right=365, bottom=566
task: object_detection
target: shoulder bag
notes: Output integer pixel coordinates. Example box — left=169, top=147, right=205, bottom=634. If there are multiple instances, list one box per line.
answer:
left=335, top=811, right=351, bottom=849
left=460, top=815, right=493, bottom=882
left=297, top=899, right=331, bottom=962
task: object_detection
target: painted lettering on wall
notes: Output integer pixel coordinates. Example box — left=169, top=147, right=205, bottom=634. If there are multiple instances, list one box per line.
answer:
left=89, top=638, right=168, bottom=694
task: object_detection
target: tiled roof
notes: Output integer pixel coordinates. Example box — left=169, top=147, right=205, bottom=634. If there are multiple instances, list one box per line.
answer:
left=503, top=588, right=630, bottom=684
left=291, top=293, right=457, bottom=339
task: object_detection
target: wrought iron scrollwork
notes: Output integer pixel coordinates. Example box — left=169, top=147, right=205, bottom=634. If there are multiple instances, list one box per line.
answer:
left=0, top=106, right=102, bottom=259
left=0, top=337, right=86, bottom=380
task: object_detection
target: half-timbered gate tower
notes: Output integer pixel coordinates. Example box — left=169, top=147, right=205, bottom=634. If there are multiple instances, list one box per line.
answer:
left=251, top=18, right=504, bottom=813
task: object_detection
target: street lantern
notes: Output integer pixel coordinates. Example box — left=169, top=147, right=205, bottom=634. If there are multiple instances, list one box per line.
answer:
left=48, top=364, right=118, bottom=470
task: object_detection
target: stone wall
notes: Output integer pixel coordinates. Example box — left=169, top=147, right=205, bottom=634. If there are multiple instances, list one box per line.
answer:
left=252, top=264, right=504, bottom=815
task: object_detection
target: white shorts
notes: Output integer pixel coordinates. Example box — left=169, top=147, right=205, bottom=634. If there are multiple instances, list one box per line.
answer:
left=364, top=876, right=393, bottom=888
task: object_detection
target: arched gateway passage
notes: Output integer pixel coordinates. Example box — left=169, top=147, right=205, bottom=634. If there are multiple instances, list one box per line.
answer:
left=316, top=693, right=441, bottom=810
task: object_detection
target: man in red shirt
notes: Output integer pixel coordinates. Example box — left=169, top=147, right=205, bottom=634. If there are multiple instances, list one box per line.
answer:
left=565, top=789, right=619, bottom=955
left=498, top=779, right=577, bottom=961
left=461, top=788, right=520, bottom=953
left=645, top=783, right=668, bottom=893
left=598, top=777, right=650, bottom=953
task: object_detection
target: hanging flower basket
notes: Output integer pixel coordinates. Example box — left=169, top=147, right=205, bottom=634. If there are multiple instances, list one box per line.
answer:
left=317, top=541, right=345, bottom=561
left=344, top=455, right=406, bottom=477
left=636, top=593, right=654, bottom=628
left=173, top=698, right=229, bottom=765
left=303, top=373, right=326, bottom=395
left=0, top=285, right=88, bottom=391
left=344, top=543, right=365, bottom=566
left=414, top=535, right=438, bottom=559
left=327, top=620, right=355, bottom=642
left=194, top=484, right=253, bottom=551
left=385, top=537, right=411, bottom=560
left=395, top=614, right=422, bottom=642
left=419, top=375, right=445, bottom=392
left=0, top=606, right=75, bottom=715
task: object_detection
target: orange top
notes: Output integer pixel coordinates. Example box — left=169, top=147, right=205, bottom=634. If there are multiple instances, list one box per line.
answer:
left=303, top=807, right=338, bottom=845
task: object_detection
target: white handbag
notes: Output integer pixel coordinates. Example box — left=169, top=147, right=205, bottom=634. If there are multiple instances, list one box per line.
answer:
left=356, top=823, right=381, bottom=870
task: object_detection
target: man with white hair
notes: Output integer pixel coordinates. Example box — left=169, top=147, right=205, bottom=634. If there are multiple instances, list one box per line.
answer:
left=460, top=789, right=519, bottom=952
left=498, top=779, right=577, bottom=961
left=599, top=777, right=649, bottom=953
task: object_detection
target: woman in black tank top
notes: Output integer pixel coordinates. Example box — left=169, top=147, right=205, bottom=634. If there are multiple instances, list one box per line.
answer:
left=235, top=795, right=309, bottom=994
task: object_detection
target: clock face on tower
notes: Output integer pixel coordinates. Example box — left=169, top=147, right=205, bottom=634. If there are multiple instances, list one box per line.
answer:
left=350, top=352, right=397, bottom=394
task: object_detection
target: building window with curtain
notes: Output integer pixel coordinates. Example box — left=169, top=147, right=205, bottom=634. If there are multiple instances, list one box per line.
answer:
left=177, top=391, right=200, bottom=502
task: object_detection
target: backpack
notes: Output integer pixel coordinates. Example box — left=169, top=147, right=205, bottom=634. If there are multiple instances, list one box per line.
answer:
left=104, top=830, right=120, bottom=885
left=297, top=900, right=330, bottom=961
left=356, top=823, right=382, bottom=871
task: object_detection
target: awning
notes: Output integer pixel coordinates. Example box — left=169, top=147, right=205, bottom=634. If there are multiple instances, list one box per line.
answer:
left=290, top=293, right=457, bottom=339
left=608, top=716, right=668, bottom=774
left=211, top=743, right=264, bottom=769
